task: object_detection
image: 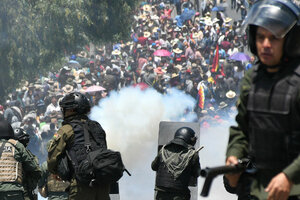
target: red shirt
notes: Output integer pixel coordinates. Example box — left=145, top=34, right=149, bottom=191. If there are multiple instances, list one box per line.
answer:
left=164, top=9, right=172, bottom=19
left=138, top=37, right=148, bottom=46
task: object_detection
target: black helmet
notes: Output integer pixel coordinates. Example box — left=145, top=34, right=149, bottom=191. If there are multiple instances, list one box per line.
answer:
left=59, top=92, right=91, bottom=115
left=14, top=128, right=30, bottom=147
left=244, top=0, right=300, bottom=58
left=174, top=127, right=197, bottom=146
left=0, top=120, right=14, bottom=139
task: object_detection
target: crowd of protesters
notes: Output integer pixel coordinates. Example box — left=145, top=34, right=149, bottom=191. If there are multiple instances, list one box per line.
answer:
left=0, top=0, right=254, bottom=163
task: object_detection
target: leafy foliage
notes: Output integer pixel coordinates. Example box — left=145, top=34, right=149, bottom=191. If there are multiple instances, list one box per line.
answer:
left=0, top=0, right=138, bottom=102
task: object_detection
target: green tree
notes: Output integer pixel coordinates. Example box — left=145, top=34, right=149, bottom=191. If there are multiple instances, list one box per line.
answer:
left=0, top=0, right=139, bottom=103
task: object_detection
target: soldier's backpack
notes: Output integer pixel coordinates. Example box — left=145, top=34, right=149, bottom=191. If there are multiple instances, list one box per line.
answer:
left=74, top=123, right=130, bottom=185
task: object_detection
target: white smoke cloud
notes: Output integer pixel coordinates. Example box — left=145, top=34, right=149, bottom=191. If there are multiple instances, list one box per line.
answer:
left=198, top=125, right=237, bottom=200
left=89, top=86, right=197, bottom=200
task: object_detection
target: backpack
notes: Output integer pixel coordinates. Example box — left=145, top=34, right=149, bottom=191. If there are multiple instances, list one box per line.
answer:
left=74, top=123, right=130, bottom=185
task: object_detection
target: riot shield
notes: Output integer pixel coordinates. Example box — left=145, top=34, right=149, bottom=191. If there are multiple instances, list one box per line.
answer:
left=109, top=182, right=120, bottom=200
left=156, top=121, right=201, bottom=200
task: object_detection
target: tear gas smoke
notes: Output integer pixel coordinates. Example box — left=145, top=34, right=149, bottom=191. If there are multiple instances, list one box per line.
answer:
left=89, top=87, right=197, bottom=199
left=39, top=86, right=237, bottom=200
left=198, top=124, right=237, bottom=200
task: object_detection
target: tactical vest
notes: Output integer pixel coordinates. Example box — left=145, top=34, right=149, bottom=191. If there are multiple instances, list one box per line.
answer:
left=66, top=119, right=107, bottom=175
left=247, top=63, right=300, bottom=170
left=155, top=147, right=194, bottom=193
left=0, top=139, right=23, bottom=183
left=47, top=174, right=70, bottom=193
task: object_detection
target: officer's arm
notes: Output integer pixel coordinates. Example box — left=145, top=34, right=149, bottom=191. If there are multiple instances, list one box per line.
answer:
left=191, top=153, right=201, bottom=177
left=151, top=155, right=160, bottom=171
left=47, top=125, right=73, bottom=174
left=38, top=161, right=48, bottom=189
left=282, top=90, right=300, bottom=184
left=14, top=141, right=42, bottom=185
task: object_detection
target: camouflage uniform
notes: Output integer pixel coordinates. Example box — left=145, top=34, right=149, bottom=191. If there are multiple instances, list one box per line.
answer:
left=47, top=115, right=110, bottom=200
left=23, top=149, right=40, bottom=200
left=38, top=161, right=69, bottom=200
left=0, top=139, right=41, bottom=200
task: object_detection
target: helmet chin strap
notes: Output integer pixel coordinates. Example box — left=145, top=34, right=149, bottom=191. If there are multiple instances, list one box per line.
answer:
left=266, top=64, right=281, bottom=70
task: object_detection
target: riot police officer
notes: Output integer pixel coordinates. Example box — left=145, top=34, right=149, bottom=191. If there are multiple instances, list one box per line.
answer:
left=14, top=128, right=41, bottom=200
left=225, top=0, right=300, bottom=199
left=0, top=121, right=41, bottom=200
left=151, top=127, right=201, bottom=200
left=47, top=92, right=110, bottom=200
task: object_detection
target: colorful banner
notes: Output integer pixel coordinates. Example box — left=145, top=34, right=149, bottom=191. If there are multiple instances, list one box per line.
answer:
left=211, top=44, right=219, bottom=73
left=198, top=85, right=205, bottom=109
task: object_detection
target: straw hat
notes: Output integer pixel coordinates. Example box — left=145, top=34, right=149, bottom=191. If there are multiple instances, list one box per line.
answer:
left=112, top=49, right=121, bottom=55
left=171, top=38, right=179, bottom=47
left=138, top=14, right=147, bottom=21
left=77, top=51, right=87, bottom=58
left=206, top=20, right=213, bottom=26
left=75, top=77, right=82, bottom=84
left=193, top=32, right=201, bottom=39
left=175, top=64, right=183, bottom=71
left=226, top=90, right=236, bottom=99
left=173, top=48, right=183, bottom=54
left=66, top=78, right=74, bottom=85
left=143, top=4, right=151, bottom=12
left=174, top=27, right=181, bottom=32
left=209, top=106, right=215, bottom=112
left=201, top=109, right=208, bottom=114
left=212, top=18, right=220, bottom=24
left=219, top=101, right=228, bottom=109
left=171, top=73, right=179, bottom=78
left=144, top=31, right=151, bottom=38
left=62, top=84, right=74, bottom=93
left=151, top=15, right=159, bottom=20
left=152, top=26, right=159, bottom=33
left=224, top=17, right=232, bottom=23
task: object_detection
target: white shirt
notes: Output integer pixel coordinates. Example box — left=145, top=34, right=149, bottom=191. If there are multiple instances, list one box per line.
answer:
left=45, top=103, right=60, bottom=116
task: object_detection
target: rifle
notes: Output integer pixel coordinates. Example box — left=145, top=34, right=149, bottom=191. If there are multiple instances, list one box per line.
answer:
left=200, top=158, right=252, bottom=197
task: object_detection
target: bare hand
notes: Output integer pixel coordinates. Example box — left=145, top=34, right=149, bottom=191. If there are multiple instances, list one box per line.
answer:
left=225, top=156, right=242, bottom=187
left=265, top=173, right=293, bottom=200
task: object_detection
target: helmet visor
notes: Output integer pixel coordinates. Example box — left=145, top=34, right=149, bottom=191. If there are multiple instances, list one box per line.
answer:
left=242, top=0, right=298, bottom=38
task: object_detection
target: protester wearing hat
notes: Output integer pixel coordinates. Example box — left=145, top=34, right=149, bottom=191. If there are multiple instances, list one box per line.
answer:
left=1, top=0, right=255, bottom=171
left=62, top=84, right=74, bottom=94
left=225, top=90, right=236, bottom=99
left=112, top=49, right=121, bottom=56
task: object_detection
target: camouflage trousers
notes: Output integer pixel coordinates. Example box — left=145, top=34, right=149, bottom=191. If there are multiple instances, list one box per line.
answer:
left=48, top=193, right=68, bottom=200
left=0, top=191, right=24, bottom=200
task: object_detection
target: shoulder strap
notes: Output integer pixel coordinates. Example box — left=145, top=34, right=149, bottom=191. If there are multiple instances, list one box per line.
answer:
left=67, top=119, right=94, bottom=152
left=82, top=123, right=92, bottom=152
left=0, top=141, right=7, bottom=158
left=8, top=139, right=18, bottom=146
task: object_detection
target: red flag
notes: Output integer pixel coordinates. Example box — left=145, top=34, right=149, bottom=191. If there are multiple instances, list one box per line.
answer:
left=211, top=45, right=219, bottom=73
left=85, top=45, right=90, bottom=52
